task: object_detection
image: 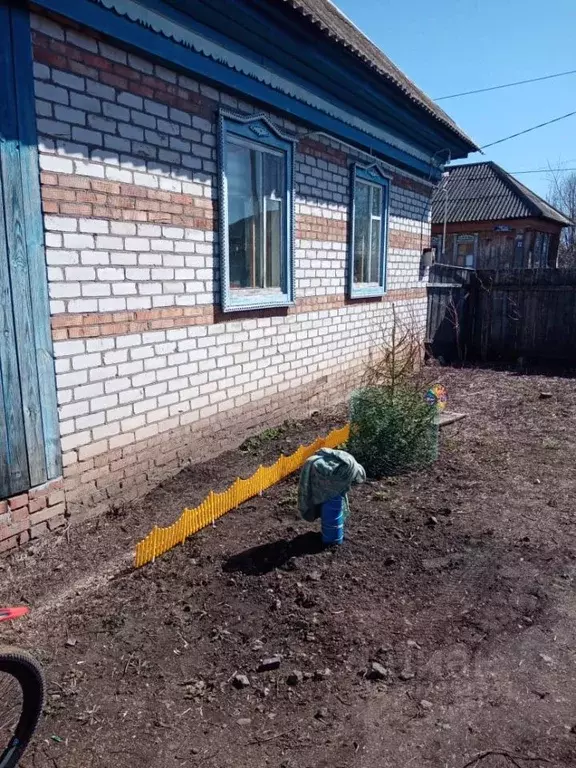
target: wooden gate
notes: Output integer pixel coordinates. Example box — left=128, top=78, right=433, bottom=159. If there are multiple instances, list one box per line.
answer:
left=0, top=3, right=60, bottom=497
left=426, top=264, right=474, bottom=362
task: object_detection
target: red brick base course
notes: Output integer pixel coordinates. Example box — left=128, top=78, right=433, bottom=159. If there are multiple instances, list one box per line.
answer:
left=0, top=479, right=66, bottom=554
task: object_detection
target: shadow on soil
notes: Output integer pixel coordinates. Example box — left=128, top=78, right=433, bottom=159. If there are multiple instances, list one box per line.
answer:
left=223, top=531, right=325, bottom=575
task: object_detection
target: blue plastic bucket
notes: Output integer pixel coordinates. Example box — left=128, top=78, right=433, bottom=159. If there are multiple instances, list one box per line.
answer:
left=321, top=495, right=345, bottom=545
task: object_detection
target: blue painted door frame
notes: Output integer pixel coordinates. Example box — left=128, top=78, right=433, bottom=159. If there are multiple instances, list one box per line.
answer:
left=0, top=1, right=61, bottom=498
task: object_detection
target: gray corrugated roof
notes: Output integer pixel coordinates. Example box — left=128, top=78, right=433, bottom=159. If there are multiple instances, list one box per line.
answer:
left=278, top=0, right=478, bottom=151
left=431, top=162, right=572, bottom=226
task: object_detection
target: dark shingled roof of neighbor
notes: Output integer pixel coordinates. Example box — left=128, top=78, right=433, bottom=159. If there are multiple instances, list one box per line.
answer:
left=431, top=162, right=572, bottom=225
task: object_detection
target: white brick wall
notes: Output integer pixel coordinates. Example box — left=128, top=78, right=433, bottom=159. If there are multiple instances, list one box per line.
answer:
left=34, top=13, right=432, bottom=311
left=54, top=298, right=426, bottom=466
left=45, top=220, right=214, bottom=313
left=295, top=151, right=348, bottom=206
left=295, top=240, right=346, bottom=296
left=33, top=50, right=217, bottom=195
left=33, top=13, right=434, bottom=476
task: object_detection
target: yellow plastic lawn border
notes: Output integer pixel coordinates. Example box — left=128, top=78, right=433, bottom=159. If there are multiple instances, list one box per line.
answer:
left=134, top=423, right=350, bottom=567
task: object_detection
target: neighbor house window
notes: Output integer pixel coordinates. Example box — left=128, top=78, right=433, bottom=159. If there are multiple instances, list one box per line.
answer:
left=431, top=234, right=443, bottom=260
left=453, top=234, right=477, bottom=268
left=219, top=111, right=295, bottom=312
left=541, top=233, right=551, bottom=266
left=349, top=164, right=390, bottom=298
left=531, top=232, right=550, bottom=268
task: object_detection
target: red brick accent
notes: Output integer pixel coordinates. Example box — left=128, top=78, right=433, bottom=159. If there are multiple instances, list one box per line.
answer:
left=43, top=180, right=424, bottom=241
left=296, top=216, right=429, bottom=250
left=297, top=143, right=432, bottom=197
left=0, top=478, right=66, bottom=556
left=32, top=32, right=216, bottom=120
left=389, top=230, right=429, bottom=250
left=0, top=520, right=29, bottom=542
left=50, top=287, right=427, bottom=339
left=11, top=507, right=30, bottom=523
left=8, top=493, right=28, bottom=511
left=294, top=295, right=345, bottom=312
left=296, top=288, right=427, bottom=313
left=29, top=496, right=47, bottom=514
left=299, top=138, right=348, bottom=167
left=392, top=174, right=433, bottom=198
left=51, top=305, right=215, bottom=339
left=41, top=174, right=215, bottom=229
left=297, top=215, right=347, bottom=242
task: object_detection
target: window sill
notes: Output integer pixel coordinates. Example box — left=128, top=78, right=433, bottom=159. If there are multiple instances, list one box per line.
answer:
left=349, top=284, right=386, bottom=299
left=223, top=291, right=294, bottom=312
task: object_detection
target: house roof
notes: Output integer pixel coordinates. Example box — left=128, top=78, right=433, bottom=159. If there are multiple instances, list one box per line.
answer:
left=431, top=162, right=573, bottom=226
left=278, top=0, right=478, bottom=152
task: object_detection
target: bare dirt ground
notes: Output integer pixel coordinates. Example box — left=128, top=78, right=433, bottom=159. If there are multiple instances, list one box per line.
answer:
left=2, top=368, right=576, bottom=768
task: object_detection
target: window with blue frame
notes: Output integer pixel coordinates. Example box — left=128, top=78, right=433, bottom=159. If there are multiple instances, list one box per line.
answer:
left=219, top=111, right=295, bottom=312
left=349, top=164, right=390, bottom=298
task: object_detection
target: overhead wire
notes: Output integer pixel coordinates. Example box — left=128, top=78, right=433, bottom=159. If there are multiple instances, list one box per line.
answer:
left=510, top=167, right=576, bottom=175
left=435, top=68, right=576, bottom=100
left=479, top=109, right=576, bottom=149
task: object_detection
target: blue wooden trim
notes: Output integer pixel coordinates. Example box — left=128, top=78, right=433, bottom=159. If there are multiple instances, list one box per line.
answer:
left=356, top=164, right=393, bottom=186
left=0, top=9, right=48, bottom=488
left=10, top=5, right=62, bottom=480
left=221, top=111, right=296, bottom=149
left=348, top=163, right=390, bottom=300
left=138, top=0, right=464, bottom=158
left=0, top=4, right=30, bottom=497
left=0, top=4, right=61, bottom=495
left=34, top=0, right=444, bottom=180
left=218, top=110, right=295, bottom=313
left=0, top=181, right=30, bottom=497
left=235, top=0, right=474, bottom=155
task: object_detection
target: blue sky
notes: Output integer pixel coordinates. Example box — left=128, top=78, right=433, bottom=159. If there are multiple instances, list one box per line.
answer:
left=335, top=0, right=576, bottom=198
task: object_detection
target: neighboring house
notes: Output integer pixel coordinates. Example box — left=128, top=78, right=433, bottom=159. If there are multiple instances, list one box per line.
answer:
left=0, top=0, right=476, bottom=550
left=431, top=162, right=572, bottom=269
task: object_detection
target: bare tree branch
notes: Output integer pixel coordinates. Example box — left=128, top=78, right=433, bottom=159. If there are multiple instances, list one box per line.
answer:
left=547, top=170, right=576, bottom=266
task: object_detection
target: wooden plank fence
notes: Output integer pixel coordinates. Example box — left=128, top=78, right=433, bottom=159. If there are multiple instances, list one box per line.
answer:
left=426, top=264, right=474, bottom=363
left=427, top=265, right=576, bottom=365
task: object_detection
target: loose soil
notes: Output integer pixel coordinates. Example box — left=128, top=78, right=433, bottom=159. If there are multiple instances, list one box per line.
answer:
left=2, top=368, right=576, bottom=768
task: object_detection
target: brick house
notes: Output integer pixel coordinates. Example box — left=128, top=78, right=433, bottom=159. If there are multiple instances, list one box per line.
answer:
left=0, top=0, right=476, bottom=550
left=431, top=162, right=572, bottom=269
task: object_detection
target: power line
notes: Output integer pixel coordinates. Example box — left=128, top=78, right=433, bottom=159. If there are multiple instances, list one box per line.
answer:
left=480, top=109, right=576, bottom=149
left=510, top=167, right=576, bottom=175
left=435, top=68, right=576, bottom=100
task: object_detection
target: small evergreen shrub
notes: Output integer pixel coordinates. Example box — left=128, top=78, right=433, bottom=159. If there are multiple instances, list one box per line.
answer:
left=348, top=385, right=438, bottom=478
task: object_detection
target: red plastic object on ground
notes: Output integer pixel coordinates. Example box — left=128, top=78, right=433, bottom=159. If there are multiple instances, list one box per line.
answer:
left=0, top=607, right=29, bottom=623
left=0, top=604, right=45, bottom=767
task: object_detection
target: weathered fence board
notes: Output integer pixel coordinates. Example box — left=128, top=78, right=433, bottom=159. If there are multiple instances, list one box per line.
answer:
left=473, top=269, right=576, bottom=363
left=427, top=266, right=576, bottom=365
left=426, top=264, right=473, bottom=362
